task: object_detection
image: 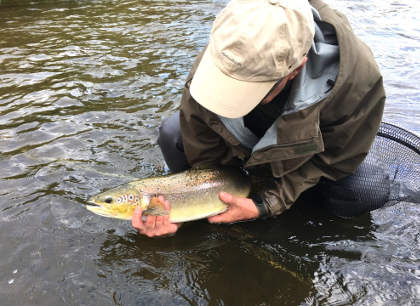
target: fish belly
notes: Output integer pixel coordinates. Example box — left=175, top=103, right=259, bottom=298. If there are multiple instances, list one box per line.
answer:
left=166, top=190, right=228, bottom=223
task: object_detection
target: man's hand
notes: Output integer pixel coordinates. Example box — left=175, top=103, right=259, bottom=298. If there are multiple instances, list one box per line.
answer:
left=208, top=192, right=259, bottom=224
left=132, top=195, right=182, bottom=237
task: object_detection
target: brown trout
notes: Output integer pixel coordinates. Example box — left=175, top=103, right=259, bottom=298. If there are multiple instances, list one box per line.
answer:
left=86, top=168, right=251, bottom=222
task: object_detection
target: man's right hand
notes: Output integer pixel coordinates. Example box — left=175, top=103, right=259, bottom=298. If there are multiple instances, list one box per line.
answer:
left=132, top=195, right=181, bottom=237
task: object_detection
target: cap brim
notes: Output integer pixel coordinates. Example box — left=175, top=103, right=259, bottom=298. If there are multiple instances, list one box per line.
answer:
left=190, top=49, right=276, bottom=119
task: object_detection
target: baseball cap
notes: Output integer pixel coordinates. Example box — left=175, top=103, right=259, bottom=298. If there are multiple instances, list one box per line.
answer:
left=190, top=0, right=315, bottom=118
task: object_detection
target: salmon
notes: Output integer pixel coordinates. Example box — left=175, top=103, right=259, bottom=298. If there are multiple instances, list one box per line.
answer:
left=86, top=168, right=251, bottom=222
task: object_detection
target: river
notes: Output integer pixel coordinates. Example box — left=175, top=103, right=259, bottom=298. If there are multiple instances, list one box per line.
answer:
left=0, top=0, right=419, bottom=305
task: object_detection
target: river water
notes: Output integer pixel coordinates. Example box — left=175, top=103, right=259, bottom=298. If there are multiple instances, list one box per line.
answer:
left=0, top=0, right=419, bottom=305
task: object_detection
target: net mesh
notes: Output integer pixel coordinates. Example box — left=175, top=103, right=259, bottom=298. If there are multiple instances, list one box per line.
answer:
left=371, top=122, right=420, bottom=205
left=321, top=122, right=420, bottom=216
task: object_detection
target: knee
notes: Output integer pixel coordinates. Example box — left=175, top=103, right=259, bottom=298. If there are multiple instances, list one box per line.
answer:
left=158, top=114, right=179, bottom=147
left=157, top=112, right=189, bottom=173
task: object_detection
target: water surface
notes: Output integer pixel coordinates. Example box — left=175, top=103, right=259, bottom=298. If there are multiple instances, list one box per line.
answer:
left=0, top=0, right=419, bottom=305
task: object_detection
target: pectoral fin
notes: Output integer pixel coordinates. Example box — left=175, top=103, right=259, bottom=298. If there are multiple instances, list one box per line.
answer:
left=143, top=197, right=169, bottom=216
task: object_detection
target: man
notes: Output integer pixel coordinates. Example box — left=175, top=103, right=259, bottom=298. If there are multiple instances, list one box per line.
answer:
left=133, top=0, right=385, bottom=237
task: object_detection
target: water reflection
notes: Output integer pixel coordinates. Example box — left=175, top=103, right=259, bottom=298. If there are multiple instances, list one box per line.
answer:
left=97, top=225, right=313, bottom=305
left=95, top=199, right=376, bottom=305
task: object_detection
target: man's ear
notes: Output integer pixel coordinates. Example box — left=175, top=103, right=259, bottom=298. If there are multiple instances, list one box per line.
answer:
left=288, top=57, right=308, bottom=80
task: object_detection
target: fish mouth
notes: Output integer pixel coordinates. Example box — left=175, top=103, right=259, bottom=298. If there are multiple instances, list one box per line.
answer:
left=85, top=204, right=132, bottom=220
left=86, top=201, right=100, bottom=207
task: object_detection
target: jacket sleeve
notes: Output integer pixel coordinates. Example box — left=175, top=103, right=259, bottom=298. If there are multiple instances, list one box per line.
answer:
left=259, top=76, right=386, bottom=216
left=179, top=50, right=235, bottom=169
left=180, top=84, right=231, bottom=169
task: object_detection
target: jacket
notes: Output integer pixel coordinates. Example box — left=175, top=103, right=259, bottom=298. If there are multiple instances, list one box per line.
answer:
left=179, top=0, right=386, bottom=217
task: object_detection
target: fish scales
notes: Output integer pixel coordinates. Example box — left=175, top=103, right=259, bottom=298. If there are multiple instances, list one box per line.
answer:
left=86, top=168, right=251, bottom=222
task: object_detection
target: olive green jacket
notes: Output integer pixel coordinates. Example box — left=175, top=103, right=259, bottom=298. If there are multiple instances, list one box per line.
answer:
left=179, top=0, right=385, bottom=217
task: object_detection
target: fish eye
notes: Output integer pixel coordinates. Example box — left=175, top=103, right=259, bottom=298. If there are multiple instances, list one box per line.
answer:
left=104, top=196, right=113, bottom=204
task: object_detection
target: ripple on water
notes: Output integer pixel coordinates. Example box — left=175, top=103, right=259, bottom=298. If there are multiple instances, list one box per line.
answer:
left=0, top=0, right=419, bottom=305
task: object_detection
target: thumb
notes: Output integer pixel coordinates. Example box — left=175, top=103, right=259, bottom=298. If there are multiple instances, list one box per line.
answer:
left=132, top=206, right=144, bottom=228
left=219, top=192, right=235, bottom=205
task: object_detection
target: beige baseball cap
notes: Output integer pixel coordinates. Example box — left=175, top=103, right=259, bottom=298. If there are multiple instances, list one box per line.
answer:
left=190, top=0, right=315, bottom=118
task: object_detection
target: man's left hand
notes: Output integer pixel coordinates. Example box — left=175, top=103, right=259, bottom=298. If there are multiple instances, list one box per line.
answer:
left=208, top=191, right=259, bottom=223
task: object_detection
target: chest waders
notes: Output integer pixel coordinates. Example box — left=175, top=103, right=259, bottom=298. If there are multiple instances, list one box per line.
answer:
left=317, top=122, right=419, bottom=216
left=158, top=112, right=420, bottom=217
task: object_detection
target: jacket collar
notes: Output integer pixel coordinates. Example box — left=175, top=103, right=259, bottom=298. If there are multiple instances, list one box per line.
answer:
left=218, top=5, right=339, bottom=153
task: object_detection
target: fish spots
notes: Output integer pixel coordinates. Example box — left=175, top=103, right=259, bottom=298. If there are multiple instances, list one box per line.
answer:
left=116, top=194, right=139, bottom=204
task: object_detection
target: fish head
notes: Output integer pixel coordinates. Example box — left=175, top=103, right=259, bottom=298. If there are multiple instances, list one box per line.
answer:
left=86, top=185, right=144, bottom=220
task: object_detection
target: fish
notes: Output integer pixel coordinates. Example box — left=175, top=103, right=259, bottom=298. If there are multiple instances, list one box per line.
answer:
left=86, top=167, right=251, bottom=223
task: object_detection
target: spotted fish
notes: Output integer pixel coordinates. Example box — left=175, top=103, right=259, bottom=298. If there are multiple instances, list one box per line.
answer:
left=86, top=168, right=251, bottom=222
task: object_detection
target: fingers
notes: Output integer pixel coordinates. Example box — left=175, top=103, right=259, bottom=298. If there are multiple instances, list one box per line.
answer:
left=145, top=215, right=157, bottom=229
left=208, top=192, right=235, bottom=224
left=155, top=215, right=164, bottom=228
left=132, top=206, right=143, bottom=229
left=135, top=216, right=177, bottom=237
left=208, top=213, right=229, bottom=224
left=209, top=195, right=259, bottom=224
left=219, top=191, right=234, bottom=204
left=132, top=197, right=180, bottom=237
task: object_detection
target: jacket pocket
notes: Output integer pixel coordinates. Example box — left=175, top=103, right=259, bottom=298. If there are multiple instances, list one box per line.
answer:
left=276, top=103, right=322, bottom=145
left=273, top=104, right=324, bottom=177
